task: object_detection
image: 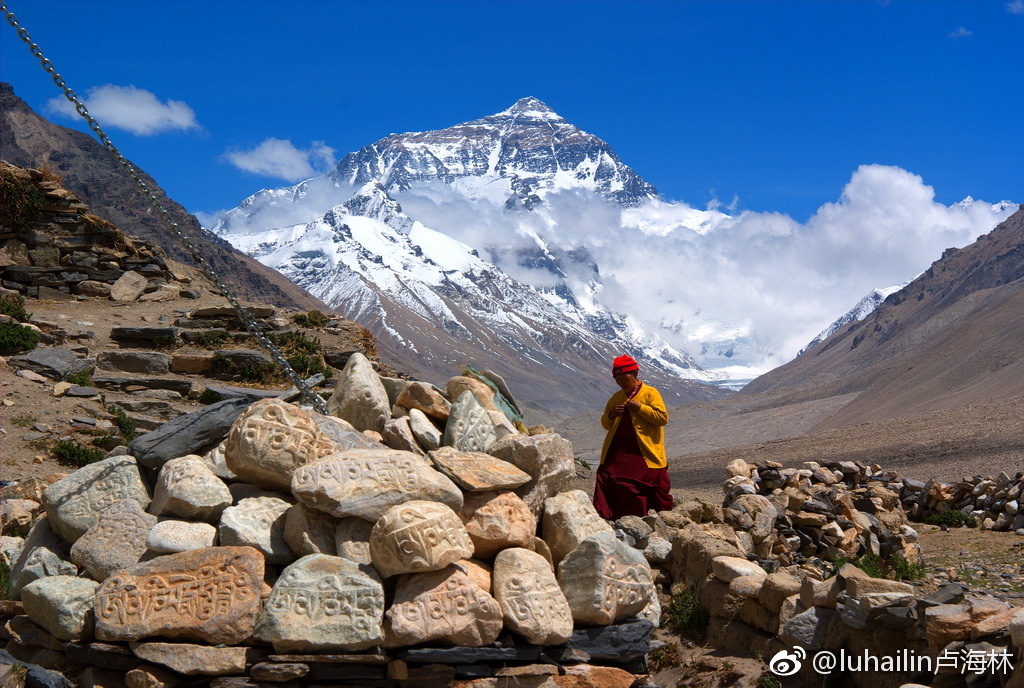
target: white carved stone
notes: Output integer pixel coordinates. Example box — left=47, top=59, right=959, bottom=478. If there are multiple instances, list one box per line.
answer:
left=151, top=455, right=232, bottom=523
left=370, top=501, right=474, bottom=577
left=429, top=447, right=531, bottom=492
left=443, top=391, right=499, bottom=453
left=70, top=499, right=157, bottom=581
left=334, top=517, right=375, bottom=566
left=489, top=433, right=576, bottom=518
left=385, top=565, right=503, bottom=647
left=446, top=376, right=501, bottom=414
left=42, top=455, right=152, bottom=544
left=290, top=448, right=463, bottom=522
left=218, top=496, right=294, bottom=565
left=225, top=398, right=336, bottom=491
left=283, top=503, right=339, bottom=557
left=146, top=520, right=218, bottom=554
left=541, top=490, right=614, bottom=563
left=492, top=547, right=573, bottom=645
left=201, top=441, right=236, bottom=481
left=253, top=554, right=385, bottom=652
left=460, top=491, right=537, bottom=559
left=557, top=531, right=654, bottom=626
left=407, top=408, right=442, bottom=451
left=326, top=352, right=392, bottom=434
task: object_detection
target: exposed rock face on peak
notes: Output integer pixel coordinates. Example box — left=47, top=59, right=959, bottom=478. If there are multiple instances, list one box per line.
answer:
left=326, top=97, right=657, bottom=208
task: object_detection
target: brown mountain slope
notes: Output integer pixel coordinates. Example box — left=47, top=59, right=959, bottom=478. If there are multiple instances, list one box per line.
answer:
left=0, top=82, right=328, bottom=313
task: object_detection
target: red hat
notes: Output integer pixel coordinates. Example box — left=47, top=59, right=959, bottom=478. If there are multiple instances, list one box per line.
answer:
left=612, top=355, right=639, bottom=377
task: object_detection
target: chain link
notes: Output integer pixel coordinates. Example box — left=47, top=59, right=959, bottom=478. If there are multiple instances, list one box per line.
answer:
left=2, top=1, right=329, bottom=414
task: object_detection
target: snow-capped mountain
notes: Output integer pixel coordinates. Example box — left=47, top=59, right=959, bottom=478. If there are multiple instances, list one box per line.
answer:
left=799, top=285, right=907, bottom=356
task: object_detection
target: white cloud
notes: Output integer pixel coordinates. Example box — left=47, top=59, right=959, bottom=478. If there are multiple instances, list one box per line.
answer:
left=223, top=138, right=336, bottom=181
left=948, top=26, right=973, bottom=38
left=45, top=84, right=199, bottom=136
left=1007, top=0, right=1024, bottom=15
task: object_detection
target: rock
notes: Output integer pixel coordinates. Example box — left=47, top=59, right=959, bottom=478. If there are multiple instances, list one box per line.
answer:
left=109, top=271, right=148, bottom=301
left=282, top=503, right=338, bottom=557
left=725, top=458, right=751, bottom=478
left=460, top=491, right=537, bottom=559
left=310, top=412, right=380, bottom=451
left=493, top=547, right=573, bottom=645
left=407, top=408, right=442, bottom=451
left=42, top=455, right=151, bottom=544
left=250, top=663, right=309, bottom=682
left=290, top=448, right=463, bottom=522
left=444, top=391, right=500, bottom=453
left=1, top=498, right=40, bottom=536
left=326, top=352, right=391, bottom=433
left=224, top=398, right=336, bottom=491
left=779, top=606, right=836, bottom=650
left=145, top=521, right=217, bottom=554
left=22, top=575, right=100, bottom=641
left=395, top=382, right=451, bottom=422
left=1009, top=609, right=1024, bottom=647
left=70, top=500, right=157, bottom=581
left=557, top=531, right=654, bottom=626
left=429, top=447, right=531, bottom=492
left=446, top=376, right=502, bottom=414
left=129, top=642, right=250, bottom=676
left=6, top=615, right=65, bottom=650
left=8, top=347, right=93, bottom=380
left=94, top=546, right=263, bottom=644
left=218, top=496, right=294, bottom=565
left=200, top=441, right=236, bottom=482
left=729, top=574, right=767, bottom=598
left=150, top=456, right=231, bottom=523
left=489, top=433, right=575, bottom=518
left=385, top=565, right=503, bottom=647
left=369, top=501, right=474, bottom=577
left=96, top=352, right=170, bottom=375
left=711, top=556, right=767, bottom=583
left=542, top=490, right=615, bottom=564
left=334, top=517, right=375, bottom=566
left=757, top=571, right=803, bottom=613
left=643, top=535, right=673, bottom=564
left=138, top=284, right=180, bottom=302
left=924, top=603, right=973, bottom=649
left=127, top=398, right=252, bottom=470
left=381, top=417, right=425, bottom=455
left=560, top=618, right=654, bottom=662
left=125, top=664, right=180, bottom=688
left=254, top=554, right=385, bottom=652
left=846, top=577, right=915, bottom=598
left=9, top=516, right=76, bottom=599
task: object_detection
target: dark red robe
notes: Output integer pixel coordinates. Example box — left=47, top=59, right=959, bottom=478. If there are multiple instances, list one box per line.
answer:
left=593, top=409, right=673, bottom=520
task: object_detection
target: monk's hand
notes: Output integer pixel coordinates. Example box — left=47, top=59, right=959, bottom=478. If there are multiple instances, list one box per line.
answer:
left=609, top=404, right=625, bottom=418
left=624, top=399, right=641, bottom=413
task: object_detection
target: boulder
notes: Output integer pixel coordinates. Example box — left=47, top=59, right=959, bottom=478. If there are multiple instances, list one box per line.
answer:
left=381, top=417, right=425, bottom=455
left=127, top=398, right=252, bottom=470
left=489, top=433, right=575, bottom=518
left=253, top=554, right=385, bottom=652
left=218, top=496, right=294, bottom=565
left=109, top=270, right=148, bottom=301
left=145, top=521, right=217, bottom=554
left=8, top=516, right=76, bottom=599
left=460, top=491, right=537, bottom=559
left=407, top=408, right=442, bottom=451
left=22, top=575, right=100, bottom=641
left=493, top=547, right=573, bottom=645
left=283, top=503, right=339, bottom=557
left=444, top=391, right=499, bottom=453
left=557, top=531, right=654, bottom=626
left=334, top=517, right=375, bottom=566
left=369, top=501, right=474, bottom=577
left=69, top=500, right=156, bottom=581
left=150, top=456, right=231, bottom=523
left=429, top=447, right=531, bottom=492
left=326, top=352, right=391, bottom=433
left=395, top=381, right=451, bottom=422
left=8, top=347, right=93, bottom=381
left=541, top=490, right=614, bottom=564
left=128, top=642, right=250, bottom=676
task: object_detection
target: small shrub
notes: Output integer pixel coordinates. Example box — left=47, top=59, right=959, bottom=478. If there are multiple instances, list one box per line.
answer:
left=190, top=329, right=229, bottom=349
left=65, top=369, right=93, bottom=387
left=9, top=413, right=36, bottom=427
left=0, top=321, right=41, bottom=354
left=198, top=389, right=226, bottom=405
left=648, top=644, right=681, bottom=671
left=51, top=439, right=106, bottom=467
left=0, top=167, right=47, bottom=229
left=755, top=673, right=782, bottom=688
left=106, top=403, right=138, bottom=442
left=891, top=553, right=926, bottom=581
left=0, top=293, right=31, bottom=322
left=293, top=310, right=330, bottom=328
left=272, top=330, right=320, bottom=355
left=0, top=556, right=12, bottom=600
left=922, top=510, right=978, bottom=528
left=663, top=588, right=709, bottom=640
left=151, top=334, right=179, bottom=350
left=831, top=554, right=883, bottom=579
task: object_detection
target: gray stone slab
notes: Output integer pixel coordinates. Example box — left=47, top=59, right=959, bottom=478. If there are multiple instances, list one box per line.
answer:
left=127, top=397, right=252, bottom=469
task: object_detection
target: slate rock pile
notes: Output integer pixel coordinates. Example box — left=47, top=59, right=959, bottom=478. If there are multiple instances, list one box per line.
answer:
left=0, top=163, right=182, bottom=302
left=901, top=472, right=1024, bottom=534
left=0, top=353, right=660, bottom=687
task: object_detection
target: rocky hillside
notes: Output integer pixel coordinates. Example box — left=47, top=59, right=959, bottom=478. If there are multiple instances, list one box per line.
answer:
left=0, top=82, right=329, bottom=314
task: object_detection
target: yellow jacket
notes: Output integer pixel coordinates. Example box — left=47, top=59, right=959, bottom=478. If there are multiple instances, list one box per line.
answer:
left=599, top=383, right=668, bottom=469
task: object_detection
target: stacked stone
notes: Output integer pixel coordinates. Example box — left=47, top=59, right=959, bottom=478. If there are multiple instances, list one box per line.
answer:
left=0, top=353, right=658, bottom=686
left=900, top=472, right=1024, bottom=533
left=0, top=164, right=177, bottom=302
left=719, top=458, right=921, bottom=570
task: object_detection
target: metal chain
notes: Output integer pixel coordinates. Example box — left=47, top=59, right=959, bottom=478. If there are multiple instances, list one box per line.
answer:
left=1, top=1, right=329, bottom=414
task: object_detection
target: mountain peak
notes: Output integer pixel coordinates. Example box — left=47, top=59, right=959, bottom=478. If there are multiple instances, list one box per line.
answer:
left=495, top=97, right=564, bottom=122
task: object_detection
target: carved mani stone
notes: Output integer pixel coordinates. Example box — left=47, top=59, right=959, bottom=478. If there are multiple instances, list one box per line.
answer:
left=225, top=398, right=336, bottom=491
left=385, top=565, right=503, bottom=647
left=369, top=501, right=474, bottom=578
left=150, top=455, right=232, bottom=523
left=290, top=448, right=463, bottom=522
left=94, top=546, right=264, bottom=645
left=460, top=491, right=537, bottom=560
left=42, top=454, right=152, bottom=544
left=335, top=517, right=375, bottom=566
left=489, top=433, right=576, bottom=519
left=443, top=391, right=498, bottom=453
left=70, top=499, right=157, bottom=581
left=557, top=531, right=654, bottom=626
left=492, top=547, right=574, bottom=645
left=326, top=352, right=392, bottom=434
left=254, top=554, right=385, bottom=652
left=283, top=503, right=339, bottom=557
left=541, top=490, right=614, bottom=564
left=218, top=496, right=294, bottom=565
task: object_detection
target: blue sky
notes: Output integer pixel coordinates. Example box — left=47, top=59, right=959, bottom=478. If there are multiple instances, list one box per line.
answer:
left=1, top=0, right=1021, bottom=224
